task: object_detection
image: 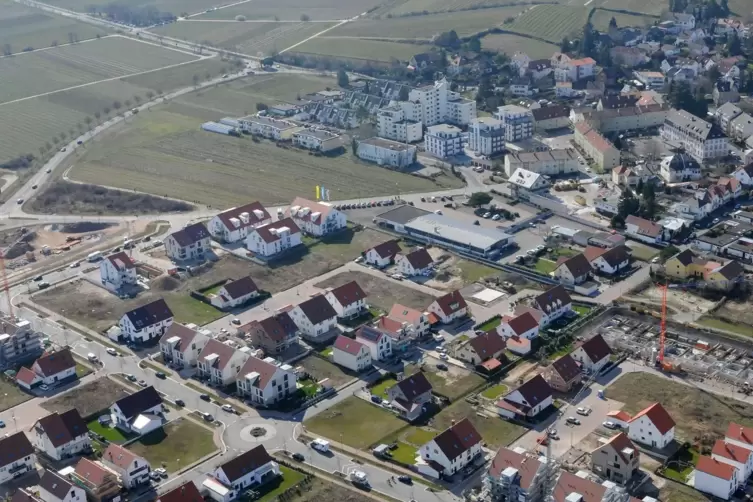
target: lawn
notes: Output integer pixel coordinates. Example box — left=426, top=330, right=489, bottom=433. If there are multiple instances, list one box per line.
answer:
left=627, top=242, right=659, bottom=262
left=75, top=362, right=93, bottom=378
left=292, top=38, right=423, bottom=62
left=370, top=378, right=398, bottom=399
left=87, top=419, right=133, bottom=443
left=318, top=347, right=333, bottom=358
left=663, top=447, right=698, bottom=483
left=404, top=365, right=484, bottom=401
left=506, top=5, right=590, bottom=43
left=128, top=418, right=217, bottom=472
left=432, top=400, right=525, bottom=449
left=256, top=466, right=307, bottom=502
left=481, top=384, right=508, bottom=399
left=573, top=305, right=592, bottom=316
left=163, top=295, right=225, bottom=326
left=533, top=258, right=557, bottom=275
left=404, top=428, right=437, bottom=446
left=298, top=378, right=320, bottom=398
left=606, top=372, right=753, bottom=440
left=299, top=355, right=356, bottom=388
left=0, top=379, right=32, bottom=413
left=316, top=270, right=436, bottom=312
left=304, top=396, right=406, bottom=449
left=481, top=33, right=558, bottom=60
left=454, top=259, right=499, bottom=284
left=390, top=442, right=418, bottom=464
left=476, top=317, right=501, bottom=332
left=697, top=317, right=753, bottom=338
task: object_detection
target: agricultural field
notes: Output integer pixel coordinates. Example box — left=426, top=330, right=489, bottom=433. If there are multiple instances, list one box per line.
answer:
left=328, top=7, right=525, bottom=39
left=506, top=5, right=589, bottom=43
left=42, top=0, right=224, bottom=17
left=481, top=33, right=558, bottom=59
left=193, top=0, right=385, bottom=21
left=151, top=21, right=335, bottom=56
left=380, top=0, right=534, bottom=16
left=586, top=0, right=670, bottom=16
left=590, top=9, right=656, bottom=31
left=0, top=0, right=108, bottom=54
left=292, top=37, right=422, bottom=62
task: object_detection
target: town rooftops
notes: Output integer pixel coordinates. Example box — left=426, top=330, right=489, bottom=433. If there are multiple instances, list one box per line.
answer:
left=0, top=432, right=33, bottom=466
left=106, top=251, right=135, bottom=271
left=569, top=57, right=596, bottom=66
left=557, top=253, right=592, bottom=278
left=427, top=124, right=462, bottom=135
left=532, top=285, right=572, bottom=313
left=551, top=354, right=581, bottom=382
left=74, top=458, right=111, bottom=488
left=432, top=290, right=467, bottom=316
left=157, top=481, right=204, bottom=502
left=334, top=335, right=366, bottom=355
left=401, top=248, right=433, bottom=270
left=666, top=109, right=726, bottom=140
left=626, top=215, right=662, bottom=238
left=359, top=136, right=414, bottom=151
left=328, top=280, right=366, bottom=307
left=239, top=356, right=279, bottom=389
left=592, top=245, right=630, bottom=268
left=369, top=239, right=401, bottom=259
left=714, top=260, right=744, bottom=280
left=671, top=249, right=697, bottom=266
left=392, top=372, right=432, bottom=400
left=469, top=331, right=506, bottom=359
left=601, top=94, right=640, bottom=109
left=431, top=418, right=481, bottom=462
left=697, top=455, right=736, bottom=480
left=531, top=105, right=570, bottom=121
left=34, top=348, right=76, bottom=377
left=219, top=445, right=274, bottom=483
left=574, top=122, right=615, bottom=153
left=199, top=339, right=239, bottom=370
left=216, top=202, right=270, bottom=231
left=160, top=323, right=199, bottom=351
left=35, top=409, right=87, bottom=447
left=294, top=128, right=340, bottom=141
left=511, top=374, right=552, bottom=406
left=124, top=299, right=173, bottom=330
left=241, top=114, right=299, bottom=130
left=288, top=197, right=338, bottom=224
left=607, top=410, right=632, bottom=422
left=11, top=491, right=40, bottom=502
left=103, top=443, right=139, bottom=469
left=508, top=149, right=578, bottom=164
left=600, top=432, right=636, bottom=463
left=388, top=304, right=425, bottom=325
left=488, top=447, right=542, bottom=488
left=169, top=222, right=210, bottom=247
left=726, top=422, right=753, bottom=445
left=254, top=218, right=301, bottom=244
left=713, top=439, right=753, bottom=464
left=39, top=470, right=76, bottom=501
left=357, top=325, right=386, bottom=344
left=505, top=312, right=540, bottom=336
left=296, top=294, right=337, bottom=325
left=629, top=402, right=675, bottom=434
left=552, top=470, right=606, bottom=502
left=576, top=334, right=612, bottom=364
left=221, top=276, right=259, bottom=300
left=112, top=386, right=162, bottom=420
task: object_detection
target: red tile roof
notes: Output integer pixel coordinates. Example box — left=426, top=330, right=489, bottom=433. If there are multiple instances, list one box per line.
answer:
left=625, top=215, right=662, bottom=238
left=106, top=251, right=135, bottom=271
left=388, top=304, right=425, bottom=324
left=328, top=281, right=366, bottom=307
left=333, top=335, right=366, bottom=356
left=607, top=410, right=632, bottom=422
left=431, top=418, right=481, bottom=461
left=488, top=447, right=542, bottom=488
left=216, top=202, right=270, bottom=231
left=238, top=356, right=280, bottom=390
left=158, top=481, right=204, bottom=502
left=376, top=316, right=405, bottom=337
left=73, top=458, right=112, bottom=488
left=288, top=197, right=337, bottom=225
left=726, top=422, right=753, bottom=445
left=552, top=471, right=606, bottom=502
left=600, top=432, right=637, bottom=464
left=432, top=291, right=467, bottom=316
left=198, top=339, right=241, bottom=371
left=697, top=455, right=736, bottom=480
left=629, top=402, right=675, bottom=434
left=16, top=367, right=38, bottom=385
left=505, top=312, right=540, bottom=336
left=102, top=443, right=139, bottom=469
left=712, top=439, right=753, bottom=464
left=159, top=323, right=200, bottom=350
left=469, top=331, right=506, bottom=360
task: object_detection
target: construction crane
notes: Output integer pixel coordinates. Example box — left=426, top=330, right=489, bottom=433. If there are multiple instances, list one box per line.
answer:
left=655, top=282, right=683, bottom=373
left=0, top=248, right=11, bottom=318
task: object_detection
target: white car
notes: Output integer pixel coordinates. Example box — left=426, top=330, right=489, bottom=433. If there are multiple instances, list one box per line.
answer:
left=390, top=273, right=404, bottom=281
left=221, top=404, right=235, bottom=413
left=491, top=214, right=501, bottom=221
left=106, top=348, right=118, bottom=356
left=576, top=407, right=591, bottom=416
left=603, top=421, right=617, bottom=429
left=439, top=353, right=449, bottom=361
left=566, top=417, right=581, bottom=425
left=153, top=468, right=167, bottom=478
left=87, top=353, right=98, bottom=362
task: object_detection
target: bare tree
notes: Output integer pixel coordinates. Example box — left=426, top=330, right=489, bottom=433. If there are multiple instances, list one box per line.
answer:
left=192, top=74, right=199, bottom=87
left=103, top=106, right=111, bottom=117
left=2, top=44, right=11, bottom=56
left=133, top=95, right=142, bottom=106
left=84, top=116, right=93, bottom=130
left=45, top=142, right=52, bottom=152
left=145, top=91, right=154, bottom=101
left=59, top=131, right=67, bottom=142
left=113, top=101, right=122, bottom=115
left=94, top=111, right=101, bottom=123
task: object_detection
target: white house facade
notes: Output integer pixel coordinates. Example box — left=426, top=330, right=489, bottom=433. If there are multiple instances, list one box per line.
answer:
left=332, top=335, right=372, bottom=372
left=117, top=299, right=174, bottom=344
left=209, top=202, right=271, bottom=243
left=99, top=251, right=137, bottom=290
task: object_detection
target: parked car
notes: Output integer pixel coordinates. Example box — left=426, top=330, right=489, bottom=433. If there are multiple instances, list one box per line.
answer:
left=33, top=276, right=43, bottom=282
left=435, top=363, right=449, bottom=371
left=175, top=399, right=185, bottom=407
left=39, top=384, right=49, bottom=392
left=483, top=212, right=492, bottom=218
left=137, top=380, right=147, bottom=387
left=398, top=475, right=412, bottom=484
left=200, top=394, right=211, bottom=401
left=221, top=404, right=235, bottom=413
left=155, top=372, right=166, bottom=379
left=576, top=407, right=591, bottom=416
left=473, top=220, right=480, bottom=225
left=0, top=420, right=5, bottom=428
left=87, top=353, right=98, bottom=362
left=566, top=417, right=581, bottom=425
left=149, top=471, right=161, bottom=481
left=203, top=413, right=214, bottom=422
left=154, top=468, right=168, bottom=478
left=126, top=374, right=136, bottom=382
left=602, top=421, right=617, bottom=429
left=292, top=452, right=305, bottom=462
left=106, top=348, right=118, bottom=356
left=371, top=395, right=382, bottom=404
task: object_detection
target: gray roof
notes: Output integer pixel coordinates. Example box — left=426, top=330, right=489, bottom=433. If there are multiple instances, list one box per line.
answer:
left=427, top=124, right=462, bottom=135
left=405, top=214, right=511, bottom=251
left=375, top=205, right=431, bottom=225
left=716, top=102, right=742, bottom=119
left=665, top=109, right=726, bottom=140
left=359, top=137, right=414, bottom=151
left=294, top=129, right=340, bottom=141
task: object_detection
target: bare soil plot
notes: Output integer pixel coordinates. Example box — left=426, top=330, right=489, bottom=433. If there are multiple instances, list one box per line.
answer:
left=291, top=37, right=422, bottom=62
left=637, top=286, right=715, bottom=315
left=481, top=33, right=558, bottom=60
left=431, top=400, right=525, bottom=449
left=279, top=477, right=374, bottom=502
left=0, top=378, right=32, bottom=412
left=315, top=270, right=436, bottom=312
left=41, top=377, right=131, bottom=418
left=606, top=372, right=753, bottom=440
left=404, top=360, right=484, bottom=400
left=298, top=355, right=355, bottom=388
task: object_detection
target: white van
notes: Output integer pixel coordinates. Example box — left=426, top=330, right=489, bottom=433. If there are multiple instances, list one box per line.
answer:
left=311, top=438, right=330, bottom=453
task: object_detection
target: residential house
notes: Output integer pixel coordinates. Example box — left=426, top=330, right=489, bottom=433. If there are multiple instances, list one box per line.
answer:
left=531, top=105, right=571, bottom=132
left=584, top=245, right=631, bottom=275
left=508, top=78, right=533, bottom=97
left=356, top=326, right=392, bottom=361
left=332, top=335, right=372, bottom=372
left=101, top=444, right=150, bottom=488
left=70, top=458, right=121, bottom=502
left=356, top=137, right=417, bottom=169
left=374, top=316, right=412, bottom=352
left=715, top=18, right=746, bottom=36
left=712, top=439, right=753, bottom=486
left=551, top=54, right=596, bottom=82
left=668, top=12, right=695, bottom=30
left=324, top=281, right=367, bottom=320
left=634, top=71, right=666, bottom=90
left=157, top=481, right=204, bottom=502
left=410, top=52, right=442, bottom=70
left=716, top=102, right=743, bottom=136
left=627, top=402, right=676, bottom=449
left=725, top=423, right=753, bottom=453
left=386, top=372, right=433, bottom=421
left=427, top=291, right=468, bottom=324
left=504, top=149, right=579, bottom=177
left=611, top=166, right=640, bottom=186
left=159, top=323, right=209, bottom=368
left=197, top=339, right=249, bottom=386
left=364, top=240, right=401, bottom=268
left=498, top=312, right=540, bottom=342
left=209, top=276, right=260, bottom=310
left=117, top=299, right=174, bottom=344
left=238, top=312, right=299, bottom=356
left=730, top=113, right=753, bottom=142
left=29, top=348, right=77, bottom=386
left=591, top=433, right=639, bottom=484
left=530, top=286, right=573, bottom=327
left=706, top=260, right=745, bottom=291
left=287, top=197, right=346, bottom=237
left=238, top=115, right=301, bottom=139
left=713, top=80, right=740, bottom=107
left=695, top=456, right=738, bottom=500
left=571, top=334, right=612, bottom=373
left=33, top=409, right=89, bottom=461
left=292, top=129, right=342, bottom=153
left=553, top=253, right=592, bottom=285
left=573, top=123, right=620, bottom=171
left=551, top=470, right=627, bottom=502
left=0, top=433, right=35, bottom=485
left=496, top=375, right=553, bottom=420
left=625, top=215, right=666, bottom=244
left=209, top=202, right=271, bottom=243
left=38, top=469, right=85, bottom=502
left=484, top=447, right=547, bottom=502
left=659, top=152, right=702, bottom=183
left=388, top=304, right=430, bottom=337
left=544, top=354, right=582, bottom=392
left=425, top=124, right=463, bottom=159
left=506, top=335, right=533, bottom=356
left=377, top=104, right=423, bottom=143
left=455, top=330, right=506, bottom=366
left=661, top=109, right=728, bottom=162
left=289, top=295, right=338, bottom=339
left=245, top=218, right=302, bottom=258
left=468, top=117, right=505, bottom=156
left=165, top=222, right=211, bottom=261
left=396, top=248, right=434, bottom=277
left=109, top=386, right=163, bottom=434
left=236, top=356, right=297, bottom=406
left=418, top=419, right=482, bottom=478
left=507, top=168, right=550, bottom=193
left=99, top=251, right=136, bottom=290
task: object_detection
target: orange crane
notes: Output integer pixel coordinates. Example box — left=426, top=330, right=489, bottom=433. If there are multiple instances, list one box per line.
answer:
left=656, top=282, right=681, bottom=373
left=0, top=248, right=10, bottom=318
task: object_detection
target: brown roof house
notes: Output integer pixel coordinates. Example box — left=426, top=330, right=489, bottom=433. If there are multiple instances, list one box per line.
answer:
left=159, top=323, right=210, bottom=369
left=543, top=354, right=582, bottom=392
left=158, top=481, right=204, bottom=502
left=590, top=432, right=639, bottom=484
left=496, top=375, right=553, bottom=420
left=235, top=356, right=297, bottom=407
left=100, top=443, right=150, bottom=488
left=209, top=201, right=272, bottom=243
left=0, top=432, right=36, bottom=485
left=109, top=386, right=164, bottom=435
left=209, top=276, right=260, bottom=310
left=239, top=312, right=299, bottom=355
left=70, top=458, right=121, bottom=502
left=553, top=254, right=593, bottom=285
left=417, top=418, right=482, bottom=479
left=323, top=280, right=368, bottom=319
left=165, top=222, right=211, bottom=262
left=364, top=240, right=401, bottom=268
left=484, top=447, right=548, bottom=502
left=289, top=294, right=338, bottom=340
left=332, top=335, right=372, bottom=373
left=17, top=348, right=77, bottom=390
left=455, top=330, right=507, bottom=367
left=625, top=215, right=667, bottom=244
left=396, top=248, right=434, bottom=277
left=530, top=286, right=573, bottom=327
left=38, top=469, right=86, bottom=502
left=571, top=334, right=612, bottom=373
left=197, top=339, right=250, bottom=387
left=202, top=445, right=280, bottom=501
left=428, top=291, right=468, bottom=324
left=33, top=409, right=90, bottom=461
left=385, top=372, right=433, bottom=421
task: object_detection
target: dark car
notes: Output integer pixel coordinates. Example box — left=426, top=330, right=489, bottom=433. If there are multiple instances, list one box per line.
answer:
left=292, top=453, right=305, bottom=462
left=33, top=276, right=43, bottom=281
left=155, top=372, right=166, bottom=379
left=200, top=394, right=211, bottom=401
left=436, top=363, right=449, bottom=371
left=398, top=475, right=412, bottom=484
left=370, top=395, right=382, bottom=404
left=203, top=414, right=214, bottom=422
left=174, top=399, right=185, bottom=407
left=77, top=140, right=83, bottom=145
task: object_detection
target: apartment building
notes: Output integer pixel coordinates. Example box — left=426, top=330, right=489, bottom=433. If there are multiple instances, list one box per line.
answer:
left=238, top=312, right=299, bottom=355
left=33, top=409, right=90, bottom=461
left=292, top=129, right=342, bottom=152
left=577, top=103, right=668, bottom=134
left=236, top=356, right=297, bottom=407
left=238, top=115, right=301, bottom=140
left=503, top=149, right=579, bottom=177
left=407, top=77, right=477, bottom=126
left=287, top=197, right=347, bottom=237
left=377, top=104, right=423, bottom=143
left=634, top=71, right=666, bottom=90
left=0, top=317, right=42, bottom=370
left=425, top=124, right=463, bottom=159
left=197, top=339, right=249, bottom=387
left=494, top=105, right=534, bottom=142
left=483, top=447, right=547, bottom=502
left=661, top=109, right=728, bottom=161
left=159, top=323, right=209, bottom=368
left=716, top=102, right=744, bottom=136
left=245, top=218, right=302, bottom=259
left=730, top=113, right=753, bottom=142
left=165, top=222, right=210, bottom=262
left=659, top=152, right=702, bottom=183
left=117, top=299, right=174, bottom=344
left=531, top=105, right=570, bottom=132
left=356, top=137, right=416, bottom=168
left=574, top=122, right=620, bottom=170
left=468, top=117, right=505, bottom=155
left=99, top=251, right=137, bottom=291
left=551, top=53, right=596, bottom=82
left=209, top=202, right=271, bottom=243
left=101, top=444, right=150, bottom=488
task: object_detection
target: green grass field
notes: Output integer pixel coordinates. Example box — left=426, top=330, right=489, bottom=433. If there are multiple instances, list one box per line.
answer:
left=193, top=0, right=383, bottom=20
left=293, top=37, right=422, bottom=62
left=506, top=4, right=589, bottom=43
left=433, top=400, right=524, bottom=449
left=87, top=420, right=133, bottom=443
left=257, top=466, right=306, bottom=502
left=151, top=21, right=335, bottom=56
left=0, top=0, right=109, bottom=54
left=127, top=419, right=217, bottom=472
left=697, top=317, right=753, bottom=338
left=533, top=258, right=557, bottom=275
left=481, top=33, right=558, bottom=60
left=370, top=378, right=398, bottom=399
left=590, top=9, right=656, bottom=31
left=481, top=384, right=508, bottom=399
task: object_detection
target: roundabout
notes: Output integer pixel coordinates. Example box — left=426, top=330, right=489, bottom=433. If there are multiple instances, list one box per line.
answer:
left=238, top=423, right=279, bottom=443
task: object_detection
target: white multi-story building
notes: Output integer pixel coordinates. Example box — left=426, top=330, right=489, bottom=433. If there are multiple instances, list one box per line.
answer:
left=245, top=218, right=302, bottom=258
left=355, top=326, right=392, bottom=361
left=712, top=439, right=753, bottom=486
left=574, top=122, right=620, bottom=170
left=659, top=152, right=702, bottom=183
left=289, top=295, right=338, bottom=339
left=418, top=419, right=482, bottom=478
left=101, top=444, right=150, bottom=488
left=236, top=356, right=297, bottom=407
left=109, top=386, right=163, bottom=434
left=38, top=469, right=86, bottom=502
left=165, top=222, right=211, bottom=262
left=209, top=202, right=271, bottom=243
left=551, top=53, right=596, bottom=82
left=425, top=124, right=462, bottom=159
left=627, top=402, right=676, bottom=449
left=0, top=317, right=43, bottom=371
left=203, top=445, right=280, bottom=502
left=238, top=115, right=301, bottom=140
left=571, top=334, right=612, bottom=373
left=159, top=323, right=209, bottom=369
left=427, top=291, right=468, bottom=324
left=407, top=77, right=476, bottom=126
left=377, top=105, right=423, bottom=143
left=388, top=304, right=430, bottom=337
left=483, top=447, right=546, bottom=502
left=33, top=409, right=90, bottom=461
left=323, top=280, right=367, bottom=319
left=494, top=105, right=534, bottom=142
left=197, top=339, right=249, bottom=387
left=292, top=129, right=342, bottom=152
left=695, top=456, right=738, bottom=500
left=332, top=335, right=372, bottom=372
left=468, top=117, right=505, bottom=155
left=117, top=299, right=174, bottom=344
left=357, top=137, right=416, bottom=168
left=661, top=109, right=728, bottom=161
left=287, top=198, right=346, bottom=237
left=503, top=149, right=579, bottom=177
left=99, top=251, right=137, bottom=291
left=634, top=71, right=666, bottom=90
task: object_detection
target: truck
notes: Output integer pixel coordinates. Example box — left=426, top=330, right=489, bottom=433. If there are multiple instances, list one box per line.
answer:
left=87, top=251, right=102, bottom=262
left=311, top=438, right=330, bottom=453
left=350, top=470, right=368, bottom=486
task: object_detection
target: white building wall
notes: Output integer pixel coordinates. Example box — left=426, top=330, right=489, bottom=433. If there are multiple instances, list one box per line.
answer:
left=695, top=470, right=736, bottom=500
left=627, top=416, right=675, bottom=448
left=333, top=347, right=372, bottom=372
